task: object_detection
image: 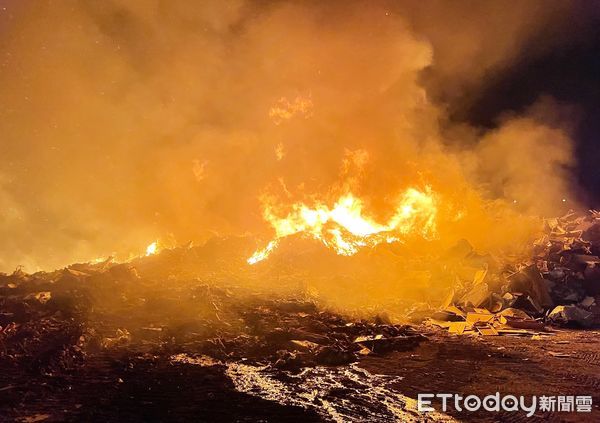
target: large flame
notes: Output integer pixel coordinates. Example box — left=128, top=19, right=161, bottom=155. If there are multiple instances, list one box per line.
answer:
left=248, top=187, right=437, bottom=264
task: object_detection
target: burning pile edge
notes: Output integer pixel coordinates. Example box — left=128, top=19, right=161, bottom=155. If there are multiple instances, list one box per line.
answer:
left=421, top=209, right=600, bottom=335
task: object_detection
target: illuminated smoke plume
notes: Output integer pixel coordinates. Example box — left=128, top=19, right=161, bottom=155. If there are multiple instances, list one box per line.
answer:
left=0, top=0, right=594, bottom=271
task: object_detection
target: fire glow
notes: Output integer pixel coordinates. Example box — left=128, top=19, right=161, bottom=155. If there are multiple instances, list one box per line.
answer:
left=146, top=242, right=158, bottom=256
left=248, top=187, right=438, bottom=264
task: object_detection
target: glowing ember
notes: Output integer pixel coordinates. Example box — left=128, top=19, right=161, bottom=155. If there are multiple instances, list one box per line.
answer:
left=248, top=187, right=437, bottom=264
left=146, top=242, right=158, bottom=256
left=89, top=256, right=110, bottom=264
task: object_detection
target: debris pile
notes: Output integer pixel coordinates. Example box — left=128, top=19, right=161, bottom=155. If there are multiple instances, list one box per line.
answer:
left=223, top=301, right=425, bottom=370
left=2, top=213, right=600, bottom=420
left=429, top=306, right=546, bottom=337
left=0, top=257, right=425, bottom=381
left=430, top=210, right=600, bottom=335
left=534, top=210, right=600, bottom=325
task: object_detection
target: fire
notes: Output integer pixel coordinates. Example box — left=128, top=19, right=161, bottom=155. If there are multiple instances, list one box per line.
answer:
left=247, top=240, right=279, bottom=265
left=269, top=95, right=313, bottom=125
left=248, top=187, right=437, bottom=264
left=146, top=242, right=158, bottom=256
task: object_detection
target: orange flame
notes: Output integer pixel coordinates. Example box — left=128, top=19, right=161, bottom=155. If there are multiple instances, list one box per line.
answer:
left=247, top=240, right=279, bottom=265
left=248, top=187, right=437, bottom=264
left=269, top=95, right=314, bottom=125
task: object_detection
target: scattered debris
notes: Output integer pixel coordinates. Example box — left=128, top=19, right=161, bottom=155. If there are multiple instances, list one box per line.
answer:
left=429, top=305, right=546, bottom=337
left=548, top=351, right=572, bottom=358
left=548, top=305, right=593, bottom=327
left=431, top=210, right=600, bottom=335
left=101, top=328, right=132, bottom=349
left=1, top=212, right=599, bottom=421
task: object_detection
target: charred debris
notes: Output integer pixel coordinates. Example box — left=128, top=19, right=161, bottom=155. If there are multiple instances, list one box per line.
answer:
left=424, top=210, right=600, bottom=336
left=1, top=210, right=600, bottom=388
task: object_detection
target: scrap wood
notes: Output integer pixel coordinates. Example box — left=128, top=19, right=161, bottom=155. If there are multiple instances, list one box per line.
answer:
left=466, top=312, right=494, bottom=323
left=430, top=303, right=548, bottom=337
left=459, top=283, right=490, bottom=308
left=438, top=210, right=600, bottom=328
left=548, top=351, right=572, bottom=358
left=476, top=325, right=499, bottom=336
left=447, top=322, right=470, bottom=335
left=290, top=339, right=320, bottom=350
left=496, top=329, right=539, bottom=336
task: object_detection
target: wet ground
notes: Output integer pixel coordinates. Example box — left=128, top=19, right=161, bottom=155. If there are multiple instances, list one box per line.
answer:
left=2, top=325, right=599, bottom=422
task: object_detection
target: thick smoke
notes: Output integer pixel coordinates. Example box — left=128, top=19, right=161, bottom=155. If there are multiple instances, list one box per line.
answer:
left=0, top=0, right=589, bottom=271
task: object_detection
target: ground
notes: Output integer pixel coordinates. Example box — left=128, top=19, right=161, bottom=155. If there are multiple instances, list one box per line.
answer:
left=1, top=253, right=599, bottom=422
left=2, top=324, right=599, bottom=422
left=362, top=328, right=600, bottom=422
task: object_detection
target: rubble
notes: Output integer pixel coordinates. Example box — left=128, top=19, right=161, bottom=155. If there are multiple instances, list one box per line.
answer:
left=548, top=305, right=593, bottom=327
left=431, top=209, right=600, bottom=335
left=529, top=210, right=600, bottom=323
left=1, top=211, right=599, bottom=419
left=0, top=256, right=427, bottom=380
left=429, top=306, right=546, bottom=337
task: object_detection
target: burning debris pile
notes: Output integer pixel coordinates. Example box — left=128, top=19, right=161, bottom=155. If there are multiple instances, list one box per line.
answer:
left=0, top=259, right=421, bottom=368
left=0, top=247, right=429, bottom=420
left=428, top=210, right=600, bottom=335
left=1, top=211, right=600, bottom=420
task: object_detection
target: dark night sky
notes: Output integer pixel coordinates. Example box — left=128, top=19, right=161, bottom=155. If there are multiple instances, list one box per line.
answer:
left=458, top=15, right=600, bottom=205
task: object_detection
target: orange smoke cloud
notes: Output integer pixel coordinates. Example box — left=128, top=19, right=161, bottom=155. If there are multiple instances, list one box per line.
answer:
left=0, top=0, right=588, bottom=271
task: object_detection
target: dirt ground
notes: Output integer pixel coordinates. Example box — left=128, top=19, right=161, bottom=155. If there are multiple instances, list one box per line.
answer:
left=2, top=325, right=598, bottom=422
left=362, top=327, right=600, bottom=422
